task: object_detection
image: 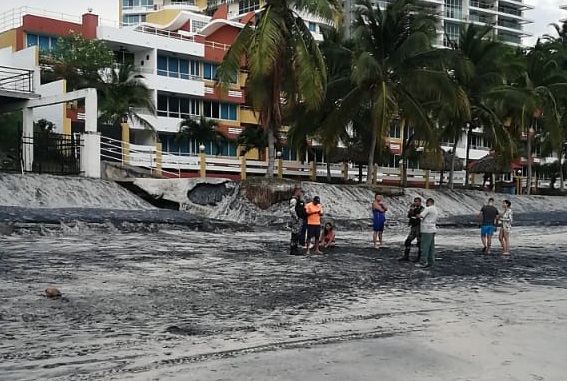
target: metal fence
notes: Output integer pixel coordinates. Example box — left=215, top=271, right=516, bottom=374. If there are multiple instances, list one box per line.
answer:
left=21, top=132, right=82, bottom=175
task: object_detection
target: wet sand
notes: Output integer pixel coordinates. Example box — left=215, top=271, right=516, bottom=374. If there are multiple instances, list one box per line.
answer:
left=1, top=225, right=566, bottom=380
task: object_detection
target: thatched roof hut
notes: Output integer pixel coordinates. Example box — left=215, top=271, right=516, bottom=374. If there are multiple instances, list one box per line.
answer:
left=468, top=154, right=511, bottom=174
left=420, top=149, right=464, bottom=171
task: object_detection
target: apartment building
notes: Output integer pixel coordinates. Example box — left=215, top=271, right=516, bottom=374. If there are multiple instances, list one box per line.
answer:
left=343, top=0, right=533, bottom=46
left=0, top=3, right=549, bottom=179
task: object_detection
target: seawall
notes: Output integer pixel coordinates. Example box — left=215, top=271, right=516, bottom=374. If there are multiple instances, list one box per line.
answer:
left=133, top=178, right=567, bottom=227
left=0, top=173, right=153, bottom=210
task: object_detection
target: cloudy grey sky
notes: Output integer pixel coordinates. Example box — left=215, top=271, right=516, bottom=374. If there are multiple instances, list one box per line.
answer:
left=0, top=0, right=564, bottom=45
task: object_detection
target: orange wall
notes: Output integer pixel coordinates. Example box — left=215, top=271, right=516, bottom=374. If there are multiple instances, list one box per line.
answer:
left=204, top=25, right=239, bottom=62
left=22, top=15, right=83, bottom=37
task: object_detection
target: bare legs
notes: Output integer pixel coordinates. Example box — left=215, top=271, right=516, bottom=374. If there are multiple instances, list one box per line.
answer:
left=481, top=235, right=492, bottom=254
left=373, top=231, right=383, bottom=249
left=499, top=229, right=510, bottom=255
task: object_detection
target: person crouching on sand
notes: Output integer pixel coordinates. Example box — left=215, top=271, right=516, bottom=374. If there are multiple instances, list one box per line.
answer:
left=320, top=222, right=336, bottom=248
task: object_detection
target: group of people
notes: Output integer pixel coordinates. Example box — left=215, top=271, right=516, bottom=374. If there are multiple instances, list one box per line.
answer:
left=289, top=186, right=514, bottom=266
left=478, top=197, right=513, bottom=255
left=289, top=186, right=335, bottom=256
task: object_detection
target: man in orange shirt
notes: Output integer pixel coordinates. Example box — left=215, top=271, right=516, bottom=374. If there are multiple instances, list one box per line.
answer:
left=305, top=196, right=324, bottom=255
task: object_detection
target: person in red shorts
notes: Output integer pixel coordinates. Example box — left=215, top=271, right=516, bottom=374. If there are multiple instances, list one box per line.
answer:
left=305, top=196, right=324, bottom=255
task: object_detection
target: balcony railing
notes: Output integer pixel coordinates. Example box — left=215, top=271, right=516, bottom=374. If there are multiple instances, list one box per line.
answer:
left=0, top=65, right=34, bottom=93
left=134, top=25, right=231, bottom=51
left=0, top=6, right=117, bottom=34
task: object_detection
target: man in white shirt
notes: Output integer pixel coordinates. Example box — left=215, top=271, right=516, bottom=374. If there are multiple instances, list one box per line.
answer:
left=416, top=198, right=438, bottom=268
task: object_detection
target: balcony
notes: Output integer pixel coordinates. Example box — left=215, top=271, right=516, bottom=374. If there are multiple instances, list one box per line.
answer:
left=0, top=65, right=39, bottom=104
left=497, top=19, right=522, bottom=31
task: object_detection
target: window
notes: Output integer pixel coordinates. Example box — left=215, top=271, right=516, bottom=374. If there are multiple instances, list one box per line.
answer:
left=203, top=62, right=237, bottom=83
left=168, top=57, right=179, bottom=78
left=157, top=55, right=200, bottom=78
left=122, top=0, right=153, bottom=9
left=444, top=0, right=462, bottom=19
left=191, top=20, right=208, bottom=33
left=239, top=0, right=260, bottom=14
left=308, top=22, right=316, bottom=32
left=470, top=134, right=487, bottom=149
left=389, top=120, right=401, bottom=138
left=26, top=33, right=58, bottom=53
left=122, top=14, right=146, bottom=26
left=444, top=22, right=460, bottom=47
left=157, top=55, right=168, bottom=76
left=204, top=101, right=237, bottom=120
left=203, top=62, right=217, bottom=80
left=157, top=94, right=200, bottom=118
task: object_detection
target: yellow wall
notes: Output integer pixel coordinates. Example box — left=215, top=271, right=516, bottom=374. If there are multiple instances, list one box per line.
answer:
left=0, top=30, right=17, bottom=51
left=238, top=71, right=248, bottom=87
left=61, top=80, right=72, bottom=135
left=146, top=9, right=182, bottom=25
left=240, top=108, right=258, bottom=125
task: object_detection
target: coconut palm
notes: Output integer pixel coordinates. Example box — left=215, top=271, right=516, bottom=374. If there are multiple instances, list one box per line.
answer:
left=542, top=22, right=567, bottom=190
left=176, top=116, right=231, bottom=156
left=439, top=24, right=521, bottom=189
left=287, top=26, right=354, bottom=181
left=237, top=124, right=268, bottom=159
left=97, top=63, right=156, bottom=130
left=325, top=0, right=456, bottom=184
left=215, top=0, right=342, bottom=177
left=492, top=42, right=567, bottom=194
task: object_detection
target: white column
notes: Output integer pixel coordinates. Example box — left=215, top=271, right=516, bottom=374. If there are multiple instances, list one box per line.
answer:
left=82, top=87, right=100, bottom=177
left=84, top=88, right=97, bottom=133
left=81, top=132, right=101, bottom=178
left=22, top=106, right=34, bottom=172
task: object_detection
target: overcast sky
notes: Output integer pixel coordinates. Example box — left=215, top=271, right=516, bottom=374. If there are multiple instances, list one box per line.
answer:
left=0, top=0, right=564, bottom=45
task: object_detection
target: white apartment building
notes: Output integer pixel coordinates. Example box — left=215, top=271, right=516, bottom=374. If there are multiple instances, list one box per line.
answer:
left=343, top=0, right=533, bottom=46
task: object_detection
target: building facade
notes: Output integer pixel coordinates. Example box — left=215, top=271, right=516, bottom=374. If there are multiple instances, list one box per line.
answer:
left=1, top=3, right=555, bottom=183
left=343, top=0, right=533, bottom=46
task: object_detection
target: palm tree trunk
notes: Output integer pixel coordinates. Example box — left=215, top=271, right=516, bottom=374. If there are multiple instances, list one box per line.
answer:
left=266, top=131, right=275, bottom=177
left=366, top=120, right=378, bottom=184
left=464, top=127, right=472, bottom=188
left=526, top=130, right=532, bottom=195
left=401, top=119, right=408, bottom=188
left=448, top=133, right=459, bottom=189
left=326, top=161, right=331, bottom=182
left=559, top=150, right=565, bottom=191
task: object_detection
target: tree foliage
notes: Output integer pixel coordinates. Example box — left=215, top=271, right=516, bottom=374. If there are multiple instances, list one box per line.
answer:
left=41, top=32, right=115, bottom=91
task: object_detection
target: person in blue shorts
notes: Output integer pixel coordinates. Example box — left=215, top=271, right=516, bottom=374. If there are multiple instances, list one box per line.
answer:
left=372, top=193, right=388, bottom=249
left=478, top=197, right=499, bottom=254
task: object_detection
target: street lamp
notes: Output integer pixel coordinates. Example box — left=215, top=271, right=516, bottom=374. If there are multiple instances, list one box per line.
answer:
left=276, top=151, right=283, bottom=178
left=516, top=169, right=522, bottom=195
left=199, top=144, right=205, bottom=152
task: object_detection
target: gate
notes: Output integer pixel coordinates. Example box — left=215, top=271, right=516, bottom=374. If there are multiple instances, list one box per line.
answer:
left=21, top=132, right=82, bottom=175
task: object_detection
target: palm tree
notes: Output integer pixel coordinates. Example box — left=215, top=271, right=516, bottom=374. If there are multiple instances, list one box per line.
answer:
left=326, top=0, right=456, bottom=184
left=237, top=124, right=268, bottom=159
left=440, top=24, right=520, bottom=189
left=176, top=116, right=232, bottom=155
left=543, top=22, right=567, bottom=190
left=97, top=63, right=156, bottom=130
left=493, top=42, right=567, bottom=194
left=215, top=0, right=342, bottom=177
left=287, top=26, right=354, bottom=181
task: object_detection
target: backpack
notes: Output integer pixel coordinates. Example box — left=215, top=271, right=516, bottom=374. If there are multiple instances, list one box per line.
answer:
left=295, top=197, right=307, bottom=219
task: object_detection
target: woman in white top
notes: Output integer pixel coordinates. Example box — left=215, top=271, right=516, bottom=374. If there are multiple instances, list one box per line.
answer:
left=498, top=199, right=513, bottom=256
